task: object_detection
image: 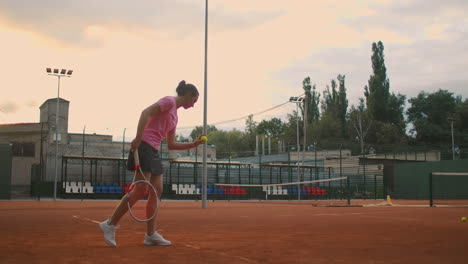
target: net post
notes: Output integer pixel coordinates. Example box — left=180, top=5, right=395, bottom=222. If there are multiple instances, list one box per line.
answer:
left=429, top=172, right=433, bottom=207
left=346, top=176, right=351, bottom=206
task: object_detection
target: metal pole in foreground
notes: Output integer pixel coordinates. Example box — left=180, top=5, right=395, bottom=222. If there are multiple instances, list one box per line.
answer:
left=202, top=0, right=209, bottom=209
left=54, top=76, right=61, bottom=201
left=296, top=102, right=300, bottom=200
left=302, top=96, right=307, bottom=199
left=449, top=118, right=455, bottom=160
left=81, top=126, right=85, bottom=202
left=429, top=173, right=433, bottom=207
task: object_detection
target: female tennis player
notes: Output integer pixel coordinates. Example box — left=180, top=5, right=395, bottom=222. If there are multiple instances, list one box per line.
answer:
left=99, top=80, right=205, bottom=247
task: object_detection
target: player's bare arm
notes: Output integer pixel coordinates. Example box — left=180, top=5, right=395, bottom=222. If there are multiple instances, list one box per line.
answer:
left=131, top=103, right=161, bottom=151
left=166, top=131, right=205, bottom=150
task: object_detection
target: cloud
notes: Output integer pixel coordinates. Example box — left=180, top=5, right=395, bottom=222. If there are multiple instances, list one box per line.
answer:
left=342, top=0, right=468, bottom=41
left=0, top=0, right=281, bottom=46
left=0, top=100, right=39, bottom=114
left=1, top=0, right=467, bottom=136
left=0, top=101, right=19, bottom=113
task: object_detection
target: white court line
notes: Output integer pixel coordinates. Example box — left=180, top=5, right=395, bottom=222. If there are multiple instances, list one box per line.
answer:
left=359, top=215, right=419, bottom=221
left=185, top=244, right=201, bottom=250
left=315, top=213, right=339, bottom=216
left=72, top=215, right=100, bottom=224
left=184, top=244, right=258, bottom=263
left=368, top=210, right=409, bottom=214
left=72, top=215, right=165, bottom=232
left=73, top=215, right=257, bottom=263
left=314, top=211, right=410, bottom=217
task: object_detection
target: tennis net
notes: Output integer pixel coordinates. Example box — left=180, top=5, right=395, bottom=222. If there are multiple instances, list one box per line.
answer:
left=429, top=172, right=468, bottom=207
left=211, top=177, right=353, bottom=206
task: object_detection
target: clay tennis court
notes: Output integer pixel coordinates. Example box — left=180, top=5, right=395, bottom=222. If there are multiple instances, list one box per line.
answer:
left=1, top=200, right=467, bottom=264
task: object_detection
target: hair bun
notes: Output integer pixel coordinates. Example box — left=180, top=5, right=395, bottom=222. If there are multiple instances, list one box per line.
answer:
left=176, top=80, right=199, bottom=97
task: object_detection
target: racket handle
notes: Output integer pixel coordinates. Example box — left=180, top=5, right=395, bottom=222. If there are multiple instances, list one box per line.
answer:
left=133, top=149, right=140, bottom=168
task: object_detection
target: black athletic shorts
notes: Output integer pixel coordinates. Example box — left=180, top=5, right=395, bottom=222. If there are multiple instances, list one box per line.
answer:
left=126, top=141, right=164, bottom=175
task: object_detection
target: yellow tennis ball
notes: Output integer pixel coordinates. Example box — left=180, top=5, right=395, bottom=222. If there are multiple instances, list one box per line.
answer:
left=200, top=136, right=208, bottom=143
left=462, top=216, right=467, bottom=222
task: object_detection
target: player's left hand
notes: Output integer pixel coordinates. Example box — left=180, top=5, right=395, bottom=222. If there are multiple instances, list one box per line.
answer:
left=194, top=135, right=207, bottom=146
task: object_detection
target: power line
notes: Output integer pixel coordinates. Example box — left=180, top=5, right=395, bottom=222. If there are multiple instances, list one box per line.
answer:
left=178, top=94, right=304, bottom=130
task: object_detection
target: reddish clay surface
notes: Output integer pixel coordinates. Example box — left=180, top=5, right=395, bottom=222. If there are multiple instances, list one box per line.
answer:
left=1, top=200, right=467, bottom=264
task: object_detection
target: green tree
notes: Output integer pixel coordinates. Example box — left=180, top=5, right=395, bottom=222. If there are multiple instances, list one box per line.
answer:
left=454, top=100, right=468, bottom=154
left=364, top=41, right=390, bottom=122
left=455, top=100, right=468, bottom=137
left=387, top=92, right=407, bottom=135
left=364, top=41, right=406, bottom=144
left=208, top=129, right=250, bottom=158
left=245, top=115, right=257, bottom=135
left=302, top=76, right=320, bottom=124
left=283, top=110, right=302, bottom=150
left=407, top=89, right=460, bottom=144
left=190, top=125, right=218, bottom=141
left=244, top=114, right=258, bottom=151
left=310, top=114, right=341, bottom=145
left=337, top=74, right=348, bottom=137
left=347, top=103, right=372, bottom=154
left=256, top=117, right=284, bottom=138
left=322, top=75, right=348, bottom=138
left=322, top=79, right=338, bottom=117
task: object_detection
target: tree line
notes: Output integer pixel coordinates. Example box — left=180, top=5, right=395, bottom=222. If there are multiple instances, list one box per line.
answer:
left=185, top=41, right=467, bottom=159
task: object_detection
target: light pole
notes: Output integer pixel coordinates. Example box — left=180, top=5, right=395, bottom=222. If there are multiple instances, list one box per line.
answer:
left=202, top=0, right=209, bottom=209
left=289, top=96, right=304, bottom=200
left=448, top=117, right=456, bottom=160
left=46, top=68, right=73, bottom=200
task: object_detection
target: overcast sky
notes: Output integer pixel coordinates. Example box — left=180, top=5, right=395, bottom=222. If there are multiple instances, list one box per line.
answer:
left=1, top=0, right=467, bottom=141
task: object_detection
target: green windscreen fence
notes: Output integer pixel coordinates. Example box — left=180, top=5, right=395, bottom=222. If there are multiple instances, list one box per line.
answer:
left=0, top=144, right=12, bottom=199
left=393, top=159, right=468, bottom=201
left=429, top=172, right=468, bottom=206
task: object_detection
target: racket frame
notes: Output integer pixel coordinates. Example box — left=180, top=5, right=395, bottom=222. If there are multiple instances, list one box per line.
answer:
left=127, top=150, right=159, bottom=222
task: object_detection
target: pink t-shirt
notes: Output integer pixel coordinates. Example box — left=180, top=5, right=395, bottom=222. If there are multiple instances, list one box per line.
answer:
left=142, top=96, right=178, bottom=150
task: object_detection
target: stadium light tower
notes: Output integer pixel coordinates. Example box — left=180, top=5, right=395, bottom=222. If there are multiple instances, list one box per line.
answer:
left=289, top=96, right=304, bottom=200
left=46, top=68, right=73, bottom=200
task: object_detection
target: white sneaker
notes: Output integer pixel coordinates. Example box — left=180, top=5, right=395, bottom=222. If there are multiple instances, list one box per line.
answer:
left=144, top=232, right=171, bottom=246
left=99, top=219, right=117, bottom=247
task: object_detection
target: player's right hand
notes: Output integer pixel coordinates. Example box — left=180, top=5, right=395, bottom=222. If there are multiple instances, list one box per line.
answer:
left=131, top=138, right=142, bottom=151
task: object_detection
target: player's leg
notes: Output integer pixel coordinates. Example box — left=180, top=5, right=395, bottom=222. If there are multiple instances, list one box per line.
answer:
left=146, top=174, right=163, bottom=234
left=99, top=171, right=150, bottom=247
left=144, top=174, right=170, bottom=246
left=108, top=171, right=150, bottom=225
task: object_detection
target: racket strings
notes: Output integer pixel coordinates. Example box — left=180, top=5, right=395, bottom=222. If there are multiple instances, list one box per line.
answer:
left=127, top=183, right=150, bottom=206
left=127, top=149, right=160, bottom=222
left=127, top=171, right=159, bottom=222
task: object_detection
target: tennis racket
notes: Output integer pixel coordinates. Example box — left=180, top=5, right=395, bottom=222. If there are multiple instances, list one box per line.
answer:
left=127, top=149, right=159, bottom=222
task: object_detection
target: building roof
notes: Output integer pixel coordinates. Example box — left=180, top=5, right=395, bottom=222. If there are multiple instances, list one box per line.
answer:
left=0, top=122, right=39, bottom=127
left=0, top=122, right=46, bottom=133
left=39, top=98, right=69, bottom=108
